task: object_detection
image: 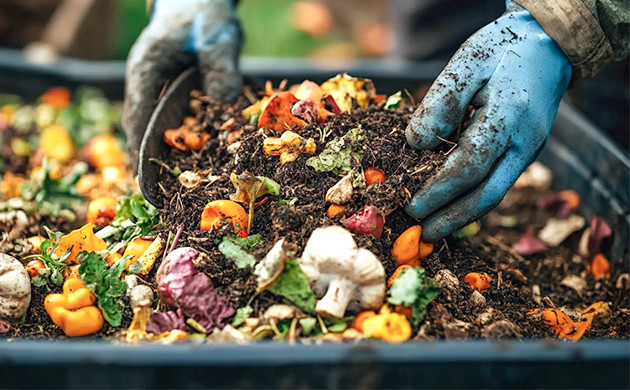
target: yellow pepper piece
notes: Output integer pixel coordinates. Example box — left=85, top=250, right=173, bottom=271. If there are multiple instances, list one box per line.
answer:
left=361, top=312, right=412, bottom=343
left=262, top=131, right=316, bottom=165
left=44, top=277, right=104, bottom=337
left=55, top=223, right=107, bottom=264
left=40, top=125, right=75, bottom=163
left=320, top=73, right=376, bottom=113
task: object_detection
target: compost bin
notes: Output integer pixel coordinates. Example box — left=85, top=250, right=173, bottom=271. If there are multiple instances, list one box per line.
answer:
left=0, top=49, right=628, bottom=389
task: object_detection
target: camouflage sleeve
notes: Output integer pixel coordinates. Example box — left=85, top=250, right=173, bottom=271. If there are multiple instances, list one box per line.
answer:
left=515, top=0, right=629, bottom=78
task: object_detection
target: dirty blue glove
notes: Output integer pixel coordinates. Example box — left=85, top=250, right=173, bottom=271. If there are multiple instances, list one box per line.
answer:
left=123, top=0, right=241, bottom=165
left=405, top=0, right=572, bottom=242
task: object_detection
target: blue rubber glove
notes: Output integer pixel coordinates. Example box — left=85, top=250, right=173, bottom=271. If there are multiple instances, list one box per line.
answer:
left=122, top=0, right=241, bottom=165
left=405, top=1, right=572, bottom=242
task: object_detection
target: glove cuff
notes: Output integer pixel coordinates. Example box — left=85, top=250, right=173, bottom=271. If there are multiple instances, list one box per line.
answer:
left=514, top=0, right=614, bottom=79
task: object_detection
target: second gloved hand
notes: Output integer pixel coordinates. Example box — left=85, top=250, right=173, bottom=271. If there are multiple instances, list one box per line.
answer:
left=122, top=0, right=241, bottom=167
left=405, top=0, right=572, bottom=242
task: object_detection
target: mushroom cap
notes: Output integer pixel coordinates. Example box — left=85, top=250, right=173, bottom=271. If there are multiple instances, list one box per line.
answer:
left=299, top=226, right=385, bottom=315
left=0, top=253, right=31, bottom=320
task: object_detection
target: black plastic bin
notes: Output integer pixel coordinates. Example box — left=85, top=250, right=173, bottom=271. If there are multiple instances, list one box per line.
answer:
left=0, top=50, right=628, bottom=389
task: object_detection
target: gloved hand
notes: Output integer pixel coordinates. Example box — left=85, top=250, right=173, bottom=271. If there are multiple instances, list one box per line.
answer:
left=122, top=0, right=241, bottom=167
left=405, top=0, right=572, bottom=242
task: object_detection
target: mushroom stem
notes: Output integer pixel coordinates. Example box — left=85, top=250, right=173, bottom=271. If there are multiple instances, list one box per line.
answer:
left=315, top=277, right=357, bottom=318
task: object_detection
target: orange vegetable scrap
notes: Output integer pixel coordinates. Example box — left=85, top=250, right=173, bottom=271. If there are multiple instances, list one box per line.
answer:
left=293, top=80, right=333, bottom=122
left=527, top=308, right=593, bottom=341
left=391, top=225, right=434, bottom=267
left=557, top=190, right=580, bottom=211
left=258, top=92, right=307, bottom=133
left=54, top=223, right=107, bottom=264
left=353, top=310, right=377, bottom=333
left=40, top=125, right=74, bottom=163
left=361, top=311, right=412, bottom=343
left=463, top=272, right=492, bottom=292
left=0, top=171, right=25, bottom=199
left=41, top=87, right=72, bottom=109
left=106, top=251, right=123, bottom=267
left=25, top=259, right=46, bottom=278
left=586, top=253, right=611, bottom=280
left=87, top=134, right=126, bottom=170
left=326, top=204, right=346, bottom=218
left=86, top=196, right=118, bottom=226
left=44, top=277, right=104, bottom=337
left=200, top=199, right=249, bottom=237
left=262, top=131, right=316, bottom=165
left=123, top=237, right=154, bottom=269
left=27, top=236, right=46, bottom=253
left=164, top=117, right=210, bottom=152
left=364, top=167, right=386, bottom=185
left=387, top=265, right=413, bottom=288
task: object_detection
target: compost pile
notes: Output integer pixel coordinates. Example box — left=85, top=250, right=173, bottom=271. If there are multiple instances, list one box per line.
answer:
left=0, top=78, right=628, bottom=344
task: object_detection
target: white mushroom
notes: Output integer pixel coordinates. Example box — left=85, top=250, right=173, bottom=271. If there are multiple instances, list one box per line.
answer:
left=0, top=253, right=31, bottom=320
left=299, top=226, right=385, bottom=318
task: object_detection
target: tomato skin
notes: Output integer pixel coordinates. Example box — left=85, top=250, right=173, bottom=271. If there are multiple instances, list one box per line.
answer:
left=364, top=167, right=386, bottom=185
left=26, top=259, right=46, bottom=278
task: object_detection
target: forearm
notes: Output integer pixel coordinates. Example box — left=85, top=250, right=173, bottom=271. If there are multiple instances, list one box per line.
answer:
left=515, top=0, right=629, bottom=78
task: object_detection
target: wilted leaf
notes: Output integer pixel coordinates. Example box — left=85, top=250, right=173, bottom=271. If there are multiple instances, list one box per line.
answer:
left=218, top=235, right=257, bottom=269
left=306, top=128, right=366, bottom=175
left=387, top=267, right=441, bottom=326
left=232, top=305, right=254, bottom=328
left=147, top=309, right=186, bottom=335
left=267, top=259, right=316, bottom=315
left=230, top=172, right=281, bottom=234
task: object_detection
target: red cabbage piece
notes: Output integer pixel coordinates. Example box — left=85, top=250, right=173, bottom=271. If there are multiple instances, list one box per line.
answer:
left=177, top=273, right=235, bottom=331
left=156, top=246, right=234, bottom=333
left=157, top=247, right=198, bottom=305
left=588, top=216, right=612, bottom=253
left=340, top=204, right=384, bottom=239
left=291, top=100, right=319, bottom=124
left=0, top=320, right=10, bottom=334
left=512, top=228, right=547, bottom=255
left=146, top=309, right=186, bottom=335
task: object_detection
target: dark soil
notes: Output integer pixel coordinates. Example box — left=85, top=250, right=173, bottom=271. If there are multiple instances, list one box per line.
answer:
left=147, top=90, right=628, bottom=341
left=3, top=87, right=628, bottom=342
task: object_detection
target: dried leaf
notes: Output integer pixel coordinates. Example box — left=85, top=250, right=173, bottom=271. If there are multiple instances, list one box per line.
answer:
left=512, top=228, right=547, bottom=255
left=320, top=74, right=376, bottom=113
left=560, top=274, right=587, bottom=296
left=230, top=172, right=281, bottom=234
left=538, top=215, right=585, bottom=247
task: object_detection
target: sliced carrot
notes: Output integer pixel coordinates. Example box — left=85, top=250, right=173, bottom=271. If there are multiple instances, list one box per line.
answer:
left=463, top=272, right=492, bottom=292
left=391, top=225, right=434, bottom=267
left=557, top=190, right=580, bottom=210
left=41, top=87, right=71, bottom=109
left=326, top=204, right=347, bottom=218
left=364, top=167, right=386, bottom=185
left=586, top=253, right=611, bottom=280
